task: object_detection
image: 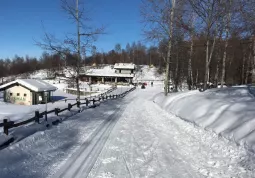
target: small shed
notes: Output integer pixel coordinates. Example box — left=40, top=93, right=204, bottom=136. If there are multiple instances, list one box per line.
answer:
left=0, top=79, right=57, bottom=105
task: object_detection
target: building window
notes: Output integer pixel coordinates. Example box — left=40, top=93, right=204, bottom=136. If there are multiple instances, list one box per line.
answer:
left=119, top=69, right=121, bottom=73
left=24, top=94, right=27, bottom=97
left=17, top=93, right=20, bottom=96
left=131, top=70, right=134, bottom=74
left=10, top=93, right=13, bottom=96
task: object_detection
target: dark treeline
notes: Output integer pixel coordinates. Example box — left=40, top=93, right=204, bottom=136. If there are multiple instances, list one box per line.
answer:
left=0, top=53, right=59, bottom=78
left=87, top=34, right=254, bottom=86
left=1, top=33, right=254, bottom=87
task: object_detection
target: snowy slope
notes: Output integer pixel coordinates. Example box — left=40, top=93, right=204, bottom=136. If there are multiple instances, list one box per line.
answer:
left=133, top=65, right=164, bottom=82
left=154, top=86, right=255, bottom=152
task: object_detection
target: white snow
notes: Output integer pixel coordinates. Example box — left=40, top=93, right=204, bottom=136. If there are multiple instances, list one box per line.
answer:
left=0, top=83, right=255, bottom=178
left=85, top=65, right=134, bottom=78
left=0, top=82, right=115, bottom=123
left=0, top=133, right=14, bottom=148
left=114, top=63, right=135, bottom=69
left=133, top=65, right=164, bottom=82
left=0, top=79, right=57, bottom=92
left=154, top=86, right=255, bottom=152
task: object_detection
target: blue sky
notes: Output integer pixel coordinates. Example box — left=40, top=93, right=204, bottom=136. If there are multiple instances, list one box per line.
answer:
left=0, top=0, right=143, bottom=59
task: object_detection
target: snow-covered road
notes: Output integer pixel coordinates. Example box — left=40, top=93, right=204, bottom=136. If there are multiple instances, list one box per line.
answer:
left=86, top=88, right=254, bottom=178
left=0, top=85, right=254, bottom=178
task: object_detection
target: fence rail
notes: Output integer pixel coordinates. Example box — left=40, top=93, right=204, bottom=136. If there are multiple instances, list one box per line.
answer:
left=0, top=86, right=136, bottom=135
left=56, top=86, right=117, bottom=103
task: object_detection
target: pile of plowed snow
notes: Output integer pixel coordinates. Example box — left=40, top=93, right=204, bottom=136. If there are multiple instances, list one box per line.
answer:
left=153, top=86, right=255, bottom=151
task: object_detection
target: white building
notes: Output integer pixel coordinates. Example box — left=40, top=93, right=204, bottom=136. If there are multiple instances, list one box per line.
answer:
left=0, top=79, right=57, bottom=105
left=81, top=63, right=135, bottom=84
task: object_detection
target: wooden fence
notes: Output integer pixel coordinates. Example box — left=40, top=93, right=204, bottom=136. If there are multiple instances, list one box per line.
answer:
left=0, top=86, right=136, bottom=135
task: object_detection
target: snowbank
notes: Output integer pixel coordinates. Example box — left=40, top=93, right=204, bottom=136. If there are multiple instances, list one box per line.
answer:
left=0, top=134, right=14, bottom=148
left=153, top=86, right=255, bottom=152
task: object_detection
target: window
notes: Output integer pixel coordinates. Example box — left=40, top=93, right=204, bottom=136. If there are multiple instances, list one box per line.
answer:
left=17, top=93, right=20, bottom=96
left=24, top=94, right=27, bottom=97
left=119, top=69, right=121, bottom=73
left=10, top=93, right=13, bottom=96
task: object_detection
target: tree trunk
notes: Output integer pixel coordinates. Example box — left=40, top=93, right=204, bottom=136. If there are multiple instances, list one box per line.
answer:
left=252, top=38, right=255, bottom=84
left=215, top=62, right=219, bottom=86
left=196, top=68, right=199, bottom=88
left=246, top=51, right=252, bottom=84
left=165, top=45, right=171, bottom=94
left=241, top=50, right=246, bottom=84
left=76, top=0, right=81, bottom=100
left=164, top=0, right=176, bottom=96
left=204, top=39, right=210, bottom=89
left=188, top=37, right=194, bottom=90
left=175, top=48, right=179, bottom=91
left=221, top=6, right=231, bottom=88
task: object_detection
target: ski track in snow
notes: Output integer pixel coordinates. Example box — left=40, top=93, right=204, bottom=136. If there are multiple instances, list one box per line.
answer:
left=88, top=88, right=255, bottom=178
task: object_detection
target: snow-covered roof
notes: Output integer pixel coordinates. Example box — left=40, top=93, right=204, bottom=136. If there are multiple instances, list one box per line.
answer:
left=114, top=63, right=135, bottom=70
left=82, top=66, right=135, bottom=78
left=0, top=79, right=57, bottom=92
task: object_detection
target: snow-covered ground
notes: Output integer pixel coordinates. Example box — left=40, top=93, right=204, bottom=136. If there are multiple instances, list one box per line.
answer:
left=0, top=79, right=114, bottom=123
left=0, top=86, right=132, bottom=146
left=154, top=86, right=255, bottom=153
left=133, top=65, right=164, bottom=82
left=1, top=84, right=255, bottom=178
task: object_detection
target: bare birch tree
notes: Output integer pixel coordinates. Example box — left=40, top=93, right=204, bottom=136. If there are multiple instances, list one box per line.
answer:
left=37, top=0, right=104, bottom=100
left=141, top=0, right=176, bottom=96
left=220, top=0, right=232, bottom=88
left=187, top=0, right=222, bottom=89
left=239, top=0, right=255, bottom=84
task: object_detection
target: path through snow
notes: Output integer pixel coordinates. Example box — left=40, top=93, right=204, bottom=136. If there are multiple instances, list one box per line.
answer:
left=87, top=87, right=254, bottom=178
left=0, top=86, right=254, bottom=177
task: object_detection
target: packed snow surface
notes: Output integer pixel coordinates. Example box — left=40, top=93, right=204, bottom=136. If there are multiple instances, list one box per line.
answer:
left=0, top=85, right=254, bottom=178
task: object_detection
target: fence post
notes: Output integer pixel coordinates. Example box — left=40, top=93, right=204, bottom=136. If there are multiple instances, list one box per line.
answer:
left=35, top=111, right=40, bottom=123
left=55, top=108, right=59, bottom=116
left=3, top=119, right=9, bottom=135
left=77, top=101, right=80, bottom=108
left=68, top=103, right=72, bottom=111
